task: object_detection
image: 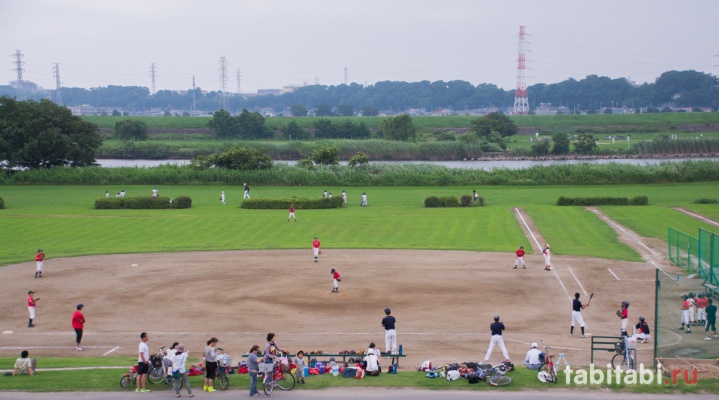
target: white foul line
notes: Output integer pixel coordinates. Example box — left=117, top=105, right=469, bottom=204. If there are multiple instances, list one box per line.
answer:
left=607, top=268, right=621, bottom=281
left=567, top=266, right=588, bottom=296
left=553, top=271, right=572, bottom=301
left=675, top=208, right=719, bottom=227
left=591, top=210, right=658, bottom=256
left=514, top=207, right=541, bottom=250
left=103, top=346, right=120, bottom=356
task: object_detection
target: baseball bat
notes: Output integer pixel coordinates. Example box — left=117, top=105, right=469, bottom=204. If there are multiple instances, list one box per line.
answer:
left=587, top=292, right=594, bottom=306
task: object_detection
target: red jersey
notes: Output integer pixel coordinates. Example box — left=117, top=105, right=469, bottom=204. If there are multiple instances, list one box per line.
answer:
left=312, top=240, right=320, bottom=249
left=620, top=308, right=628, bottom=319
left=516, top=249, right=525, bottom=257
left=28, top=296, right=36, bottom=307
left=289, top=207, right=295, bottom=213
left=697, top=298, right=708, bottom=309
left=682, top=300, right=691, bottom=310
left=333, top=271, right=340, bottom=280
left=36, top=253, right=44, bottom=262
left=72, top=311, right=85, bottom=329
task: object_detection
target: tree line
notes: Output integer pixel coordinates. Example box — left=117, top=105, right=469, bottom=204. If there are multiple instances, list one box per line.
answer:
left=1, top=70, right=716, bottom=114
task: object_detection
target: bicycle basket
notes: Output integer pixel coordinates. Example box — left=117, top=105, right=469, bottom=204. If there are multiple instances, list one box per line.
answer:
left=219, top=355, right=232, bottom=367
left=150, top=355, right=163, bottom=368
left=259, top=362, right=274, bottom=373
left=614, top=341, right=625, bottom=354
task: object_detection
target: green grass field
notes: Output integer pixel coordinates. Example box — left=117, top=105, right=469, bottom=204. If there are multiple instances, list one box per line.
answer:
left=2, top=183, right=718, bottom=266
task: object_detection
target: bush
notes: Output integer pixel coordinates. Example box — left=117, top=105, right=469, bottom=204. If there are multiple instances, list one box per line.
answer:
left=424, top=196, right=441, bottom=208
left=694, top=198, right=718, bottom=204
left=296, top=158, right=314, bottom=170
left=0, top=196, right=4, bottom=209
left=441, top=196, right=459, bottom=207
left=240, top=197, right=343, bottom=210
left=348, top=152, right=369, bottom=167
left=629, top=196, right=649, bottom=205
left=172, top=196, right=192, bottom=209
left=95, top=198, right=123, bottom=209
left=476, top=196, right=485, bottom=206
left=460, top=194, right=472, bottom=207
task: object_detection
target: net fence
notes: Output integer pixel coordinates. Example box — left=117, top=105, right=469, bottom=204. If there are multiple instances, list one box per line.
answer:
left=667, top=227, right=699, bottom=273
left=698, top=228, right=719, bottom=286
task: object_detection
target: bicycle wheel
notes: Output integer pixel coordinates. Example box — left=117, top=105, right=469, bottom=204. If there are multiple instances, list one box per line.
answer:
left=538, top=364, right=556, bottom=383
left=276, top=371, right=296, bottom=390
left=148, top=367, right=166, bottom=384
left=488, top=375, right=512, bottom=386
left=262, top=374, right=274, bottom=396
left=120, top=375, right=131, bottom=390
left=611, top=353, right=627, bottom=370
left=218, top=369, right=230, bottom=390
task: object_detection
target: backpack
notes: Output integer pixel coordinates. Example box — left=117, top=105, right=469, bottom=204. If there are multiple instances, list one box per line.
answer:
left=417, top=360, right=433, bottom=371
left=501, top=361, right=515, bottom=372
left=467, top=372, right=481, bottom=384
left=447, top=370, right=461, bottom=381
left=446, top=363, right=460, bottom=371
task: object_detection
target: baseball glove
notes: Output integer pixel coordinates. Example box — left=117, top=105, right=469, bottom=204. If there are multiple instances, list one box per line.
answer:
left=616, top=309, right=622, bottom=317
left=318, top=250, right=322, bottom=255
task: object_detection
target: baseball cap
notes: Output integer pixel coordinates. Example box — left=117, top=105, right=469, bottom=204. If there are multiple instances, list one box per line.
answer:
left=76, top=303, right=84, bottom=309
left=494, top=314, right=500, bottom=320
left=37, top=249, right=43, bottom=252
left=314, top=236, right=318, bottom=239
left=331, top=268, right=335, bottom=273
left=531, top=342, right=538, bottom=348
left=384, top=308, right=391, bottom=314
left=28, top=290, right=35, bottom=294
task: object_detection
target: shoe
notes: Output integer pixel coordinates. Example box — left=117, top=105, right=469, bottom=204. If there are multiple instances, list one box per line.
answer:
left=28, top=324, right=35, bottom=328
left=141, top=389, right=151, bottom=393
left=76, top=347, right=84, bottom=351
left=513, top=266, right=517, bottom=269
left=523, top=266, right=526, bottom=269
left=207, top=387, right=216, bottom=392
left=203, top=385, right=208, bottom=392
left=704, top=337, right=712, bottom=341
left=686, top=330, right=692, bottom=333
left=570, top=333, right=573, bottom=336
left=136, top=388, right=141, bottom=392
left=581, top=335, right=587, bottom=338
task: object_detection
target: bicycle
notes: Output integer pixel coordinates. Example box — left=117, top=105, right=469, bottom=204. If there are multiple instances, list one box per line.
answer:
left=611, top=337, right=636, bottom=371
left=216, top=352, right=232, bottom=390
left=537, top=342, right=557, bottom=384
left=119, top=365, right=138, bottom=390
left=147, top=346, right=167, bottom=385
left=260, top=357, right=296, bottom=395
left=483, top=364, right=512, bottom=386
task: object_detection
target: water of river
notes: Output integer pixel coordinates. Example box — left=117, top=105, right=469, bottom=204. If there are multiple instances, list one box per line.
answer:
left=96, top=158, right=719, bottom=170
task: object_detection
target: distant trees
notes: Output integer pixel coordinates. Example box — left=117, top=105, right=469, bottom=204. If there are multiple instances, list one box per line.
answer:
left=336, top=104, right=354, bottom=116
left=361, top=105, right=379, bottom=116
left=471, top=112, right=518, bottom=138
left=381, top=114, right=416, bottom=141
left=314, top=104, right=333, bottom=117
left=0, top=96, right=102, bottom=168
left=551, top=133, right=570, bottom=155
left=290, top=104, right=307, bottom=117
left=283, top=120, right=310, bottom=140
left=208, top=108, right=271, bottom=139
left=113, top=119, right=148, bottom=141
left=311, top=145, right=340, bottom=165
left=190, top=146, right=272, bottom=170
left=574, top=133, right=598, bottom=155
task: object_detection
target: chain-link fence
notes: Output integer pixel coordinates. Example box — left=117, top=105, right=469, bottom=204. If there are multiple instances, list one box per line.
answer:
left=698, top=228, right=719, bottom=286
left=668, top=227, right=699, bottom=273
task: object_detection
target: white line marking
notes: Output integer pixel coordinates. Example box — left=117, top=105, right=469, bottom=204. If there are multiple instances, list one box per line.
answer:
left=591, top=209, right=658, bottom=256
left=675, top=208, right=719, bottom=227
left=2, top=331, right=13, bottom=334
left=567, top=266, right=588, bottom=295
left=514, top=207, right=541, bottom=250
left=608, top=268, right=621, bottom=281
left=103, top=346, right=120, bottom=356
left=553, top=271, right=573, bottom=301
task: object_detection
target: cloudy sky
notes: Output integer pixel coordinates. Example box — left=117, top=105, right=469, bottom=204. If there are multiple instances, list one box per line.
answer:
left=1, top=0, right=717, bottom=93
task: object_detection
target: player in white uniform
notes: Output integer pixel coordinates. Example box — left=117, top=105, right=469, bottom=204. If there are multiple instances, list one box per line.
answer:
left=361, top=193, right=368, bottom=207
left=220, top=191, right=225, bottom=205
left=243, top=183, right=250, bottom=199
left=543, top=244, right=551, bottom=271
left=341, top=190, right=347, bottom=204
left=152, top=188, right=158, bottom=197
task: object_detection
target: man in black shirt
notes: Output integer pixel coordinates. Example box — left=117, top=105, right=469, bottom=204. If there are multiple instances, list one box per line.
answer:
left=482, top=314, right=510, bottom=363
left=571, top=293, right=588, bottom=338
left=382, top=308, right=397, bottom=355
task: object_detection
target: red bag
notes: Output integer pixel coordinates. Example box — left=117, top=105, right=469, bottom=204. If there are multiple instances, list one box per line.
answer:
left=187, top=365, right=203, bottom=376
left=308, top=368, right=320, bottom=375
left=238, top=366, right=248, bottom=374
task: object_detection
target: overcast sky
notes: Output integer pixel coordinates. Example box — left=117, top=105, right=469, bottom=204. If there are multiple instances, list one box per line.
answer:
left=1, top=0, right=717, bottom=94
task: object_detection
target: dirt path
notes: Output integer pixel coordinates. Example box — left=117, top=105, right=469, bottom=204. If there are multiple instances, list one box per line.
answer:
left=674, top=207, right=719, bottom=229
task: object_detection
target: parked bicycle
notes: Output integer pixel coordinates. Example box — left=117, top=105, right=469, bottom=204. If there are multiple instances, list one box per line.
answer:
left=147, top=346, right=167, bottom=384
left=537, top=341, right=557, bottom=384
left=483, top=363, right=512, bottom=386
left=611, top=337, right=636, bottom=371
left=259, top=356, right=296, bottom=395
left=216, top=351, right=232, bottom=390
left=119, top=365, right=139, bottom=390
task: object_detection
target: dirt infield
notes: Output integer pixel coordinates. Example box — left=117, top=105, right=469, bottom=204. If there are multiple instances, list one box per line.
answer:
left=1, top=245, right=670, bottom=369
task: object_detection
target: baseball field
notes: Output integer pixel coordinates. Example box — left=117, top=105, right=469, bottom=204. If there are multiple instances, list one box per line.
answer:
left=1, top=183, right=719, bottom=391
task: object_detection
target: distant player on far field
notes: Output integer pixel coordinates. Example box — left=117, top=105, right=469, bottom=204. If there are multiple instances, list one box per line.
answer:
left=35, top=249, right=45, bottom=278
left=514, top=246, right=526, bottom=269
left=288, top=205, right=296, bottom=222
left=543, top=244, right=551, bottom=271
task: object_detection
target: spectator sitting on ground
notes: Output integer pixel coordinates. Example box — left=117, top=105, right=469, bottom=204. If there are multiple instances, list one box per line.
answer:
left=12, top=350, right=34, bottom=376
left=525, top=342, right=542, bottom=370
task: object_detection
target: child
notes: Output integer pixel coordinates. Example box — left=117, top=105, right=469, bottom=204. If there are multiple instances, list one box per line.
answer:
left=342, top=190, right=347, bottom=204
left=543, top=244, right=551, bottom=271
left=288, top=205, right=296, bottom=222
left=617, top=301, right=629, bottom=337
left=220, top=191, right=225, bottom=205
left=514, top=246, right=526, bottom=269
left=361, top=192, right=368, bottom=207
left=294, top=351, right=305, bottom=384
left=473, top=190, right=478, bottom=202
left=331, top=268, right=341, bottom=293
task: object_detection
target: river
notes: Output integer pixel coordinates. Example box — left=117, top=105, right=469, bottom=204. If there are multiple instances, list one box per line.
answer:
left=96, top=158, right=719, bottom=170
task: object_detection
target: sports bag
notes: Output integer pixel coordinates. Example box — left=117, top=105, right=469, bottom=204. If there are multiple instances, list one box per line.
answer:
left=467, top=372, right=480, bottom=384
left=447, top=370, right=461, bottom=381
left=417, top=360, right=432, bottom=371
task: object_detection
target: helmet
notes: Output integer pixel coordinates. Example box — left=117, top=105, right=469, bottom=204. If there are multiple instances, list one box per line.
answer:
left=639, top=316, right=645, bottom=321
left=681, top=294, right=688, bottom=300
left=698, top=292, right=705, bottom=298
left=621, top=301, right=629, bottom=308
left=689, top=292, right=696, bottom=298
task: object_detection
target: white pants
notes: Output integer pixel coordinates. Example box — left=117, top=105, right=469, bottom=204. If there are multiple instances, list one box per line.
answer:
left=313, top=248, right=319, bottom=258
left=244, top=191, right=250, bottom=199
left=571, top=311, right=585, bottom=327
left=36, top=261, right=43, bottom=272
left=689, top=306, right=695, bottom=322
left=385, top=329, right=397, bottom=353
left=544, top=256, right=551, bottom=268
left=633, top=333, right=650, bottom=341
left=621, top=318, right=628, bottom=332
left=484, top=335, right=509, bottom=362
left=515, top=256, right=525, bottom=267
left=288, top=212, right=295, bottom=220
left=28, top=306, right=35, bottom=319
left=698, top=308, right=706, bottom=320
left=682, top=309, right=691, bottom=324
left=333, top=278, right=338, bottom=289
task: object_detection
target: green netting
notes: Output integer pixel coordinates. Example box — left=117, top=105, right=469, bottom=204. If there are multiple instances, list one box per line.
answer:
left=698, top=228, right=719, bottom=286
left=655, top=269, right=717, bottom=360
left=668, top=227, right=699, bottom=273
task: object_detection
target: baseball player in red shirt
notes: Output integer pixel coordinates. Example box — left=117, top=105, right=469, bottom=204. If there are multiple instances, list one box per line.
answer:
left=288, top=205, right=296, bottom=222
left=27, top=290, right=39, bottom=328
left=543, top=244, right=551, bottom=271
left=331, top=268, right=341, bottom=293
left=514, top=246, right=526, bottom=269
left=35, top=249, right=45, bottom=278
left=312, top=236, right=321, bottom=263
left=697, top=293, right=708, bottom=325
left=680, top=294, right=692, bottom=333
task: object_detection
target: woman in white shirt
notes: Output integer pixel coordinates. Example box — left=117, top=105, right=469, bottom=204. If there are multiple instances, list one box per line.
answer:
left=171, top=343, right=194, bottom=397
left=365, top=342, right=380, bottom=374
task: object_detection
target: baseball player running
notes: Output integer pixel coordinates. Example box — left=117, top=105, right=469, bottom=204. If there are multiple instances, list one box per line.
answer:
left=571, top=293, right=588, bottom=337
left=312, top=236, right=321, bottom=263
left=514, top=246, right=526, bottom=269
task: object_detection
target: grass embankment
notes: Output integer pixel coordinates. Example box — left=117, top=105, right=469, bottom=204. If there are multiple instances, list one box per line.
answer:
left=4, top=161, right=719, bottom=187
left=1, top=357, right=714, bottom=393
left=2, top=183, right=719, bottom=266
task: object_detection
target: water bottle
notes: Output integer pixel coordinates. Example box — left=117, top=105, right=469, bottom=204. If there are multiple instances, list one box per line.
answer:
left=303, top=365, right=309, bottom=377
left=331, top=361, right=339, bottom=376
left=399, top=345, right=403, bottom=355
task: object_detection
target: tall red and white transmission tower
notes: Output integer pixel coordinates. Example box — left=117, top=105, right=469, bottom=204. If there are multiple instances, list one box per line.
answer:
left=512, top=26, right=528, bottom=115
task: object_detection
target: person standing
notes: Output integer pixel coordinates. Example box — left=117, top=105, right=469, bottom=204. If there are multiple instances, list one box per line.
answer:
left=152, top=188, right=158, bottom=197
left=243, top=183, right=250, bottom=199
left=105, top=190, right=110, bottom=198
left=27, top=291, right=39, bottom=328
left=525, top=343, right=542, bottom=370
left=203, top=337, right=221, bottom=392
left=323, top=190, right=328, bottom=198
left=697, top=293, right=708, bottom=326
left=571, top=293, right=588, bottom=338
left=312, top=236, right=321, bottom=263
left=220, top=191, right=225, bottom=205
left=120, top=189, right=126, bottom=197
left=328, top=192, right=333, bottom=199
left=170, top=343, right=194, bottom=397
left=248, top=345, right=261, bottom=397
left=294, top=350, right=306, bottom=384
left=704, top=298, right=717, bottom=341
left=617, top=301, right=629, bottom=337
left=342, top=190, right=347, bottom=204
left=680, top=294, right=692, bottom=333
left=137, top=332, right=151, bottom=393
left=382, top=308, right=397, bottom=355
left=34, top=249, right=45, bottom=278
left=72, top=304, right=85, bottom=350
left=331, top=268, right=341, bottom=293
left=514, top=246, right=526, bottom=269
left=361, top=192, right=368, bottom=207
left=482, top=314, right=510, bottom=363
left=288, top=205, right=296, bottom=222
left=543, top=244, right=551, bottom=271
left=473, top=190, right=478, bottom=202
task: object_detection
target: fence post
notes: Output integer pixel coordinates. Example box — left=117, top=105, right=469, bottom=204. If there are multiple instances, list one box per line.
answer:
left=654, top=268, right=659, bottom=369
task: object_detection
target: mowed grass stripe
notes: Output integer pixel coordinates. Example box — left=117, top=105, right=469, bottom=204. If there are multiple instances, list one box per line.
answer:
left=600, top=206, right=719, bottom=240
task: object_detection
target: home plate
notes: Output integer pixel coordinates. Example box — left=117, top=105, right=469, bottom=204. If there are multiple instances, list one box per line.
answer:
left=3, top=331, right=13, bottom=334
left=131, top=264, right=139, bottom=267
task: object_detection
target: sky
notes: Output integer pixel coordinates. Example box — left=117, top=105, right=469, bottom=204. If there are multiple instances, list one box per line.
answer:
left=1, top=0, right=718, bottom=94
